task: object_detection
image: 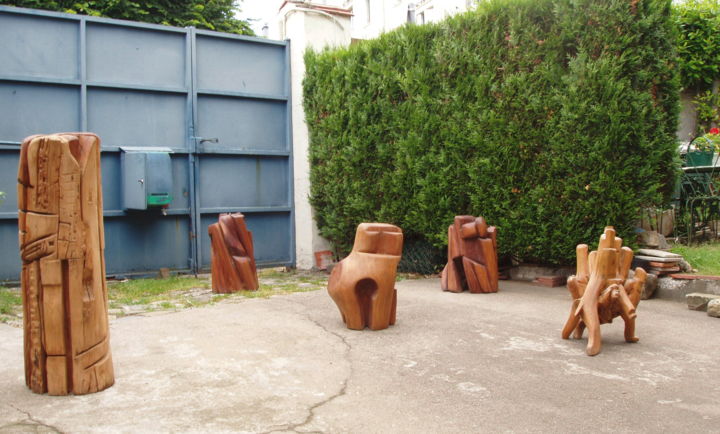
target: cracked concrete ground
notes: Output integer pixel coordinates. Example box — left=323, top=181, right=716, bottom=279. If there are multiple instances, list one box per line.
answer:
left=1, top=278, right=719, bottom=433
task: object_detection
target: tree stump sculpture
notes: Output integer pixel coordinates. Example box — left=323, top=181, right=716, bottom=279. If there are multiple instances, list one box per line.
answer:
left=327, top=223, right=403, bottom=331
left=561, top=226, right=647, bottom=356
left=208, top=213, right=259, bottom=293
left=18, top=133, right=114, bottom=395
left=441, top=216, right=499, bottom=293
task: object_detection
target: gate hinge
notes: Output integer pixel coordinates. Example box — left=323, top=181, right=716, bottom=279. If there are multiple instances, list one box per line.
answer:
left=191, top=137, right=219, bottom=144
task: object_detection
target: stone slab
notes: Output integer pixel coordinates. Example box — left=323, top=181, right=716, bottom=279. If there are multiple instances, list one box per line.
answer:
left=533, top=276, right=567, bottom=287
left=649, top=261, right=680, bottom=268
left=509, top=264, right=574, bottom=282
left=637, top=249, right=682, bottom=258
left=670, top=274, right=720, bottom=281
left=635, top=255, right=681, bottom=263
left=686, top=292, right=720, bottom=311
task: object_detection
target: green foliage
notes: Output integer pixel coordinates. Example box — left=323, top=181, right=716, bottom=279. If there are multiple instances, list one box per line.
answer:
left=0, top=0, right=254, bottom=35
left=693, top=89, right=720, bottom=133
left=674, top=0, right=720, bottom=88
left=304, top=0, right=680, bottom=265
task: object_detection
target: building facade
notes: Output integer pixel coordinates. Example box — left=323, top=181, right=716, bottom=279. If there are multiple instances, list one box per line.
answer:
left=343, top=0, right=480, bottom=40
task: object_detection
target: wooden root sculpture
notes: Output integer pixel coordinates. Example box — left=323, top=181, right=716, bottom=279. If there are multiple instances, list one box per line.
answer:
left=561, top=226, right=647, bottom=356
left=18, top=133, right=114, bottom=395
left=208, top=213, right=259, bottom=293
left=327, top=223, right=403, bottom=331
left=441, top=216, right=499, bottom=293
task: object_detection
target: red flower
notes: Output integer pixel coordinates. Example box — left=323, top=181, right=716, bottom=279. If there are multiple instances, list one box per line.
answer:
left=709, top=127, right=720, bottom=135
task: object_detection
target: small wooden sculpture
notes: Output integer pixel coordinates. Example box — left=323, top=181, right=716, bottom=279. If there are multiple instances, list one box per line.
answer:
left=208, top=213, right=259, bottom=293
left=441, top=216, right=499, bottom=293
left=18, top=133, right=114, bottom=395
left=327, top=223, right=403, bottom=331
left=561, top=226, right=647, bottom=356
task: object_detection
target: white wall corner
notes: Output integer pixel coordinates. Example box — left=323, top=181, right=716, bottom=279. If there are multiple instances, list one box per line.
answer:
left=283, top=3, right=352, bottom=269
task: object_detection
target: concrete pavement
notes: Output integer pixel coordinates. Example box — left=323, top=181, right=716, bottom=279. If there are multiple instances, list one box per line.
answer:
left=1, top=278, right=719, bottom=433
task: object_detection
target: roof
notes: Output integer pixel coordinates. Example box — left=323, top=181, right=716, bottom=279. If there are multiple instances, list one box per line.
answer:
left=279, top=1, right=354, bottom=17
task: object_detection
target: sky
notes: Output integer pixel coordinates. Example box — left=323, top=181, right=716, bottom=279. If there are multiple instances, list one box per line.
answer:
left=237, top=0, right=283, bottom=35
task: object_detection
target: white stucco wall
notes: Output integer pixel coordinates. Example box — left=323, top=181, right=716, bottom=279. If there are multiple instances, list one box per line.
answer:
left=279, top=4, right=352, bottom=269
left=342, top=0, right=479, bottom=39
left=678, top=89, right=698, bottom=145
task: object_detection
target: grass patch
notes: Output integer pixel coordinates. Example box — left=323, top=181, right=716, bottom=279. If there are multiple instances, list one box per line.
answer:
left=246, top=268, right=327, bottom=299
left=0, top=286, right=22, bottom=324
left=0, top=286, right=21, bottom=315
left=670, top=244, right=720, bottom=275
left=108, top=276, right=210, bottom=307
left=2, top=270, right=330, bottom=322
left=106, top=269, right=328, bottom=313
left=240, top=282, right=321, bottom=299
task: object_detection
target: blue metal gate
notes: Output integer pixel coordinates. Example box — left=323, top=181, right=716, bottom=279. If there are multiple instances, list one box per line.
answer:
left=0, top=6, right=294, bottom=280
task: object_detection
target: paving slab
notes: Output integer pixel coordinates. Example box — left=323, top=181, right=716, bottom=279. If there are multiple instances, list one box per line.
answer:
left=1, top=278, right=719, bottom=433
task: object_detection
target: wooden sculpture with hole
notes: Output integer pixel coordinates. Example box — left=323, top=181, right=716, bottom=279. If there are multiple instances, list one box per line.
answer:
left=561, top=226, right=647, bottom=356
left=18, top=133, right=114, bottom=395
left=327, top=223, right=403, bottom=331
left=208, top=213, right=259, bottom=293
left=441, top=216, right=499, bottom=293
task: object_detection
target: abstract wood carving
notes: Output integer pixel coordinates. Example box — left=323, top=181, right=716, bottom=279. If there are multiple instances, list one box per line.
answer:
left=441, top=216, right=499, bottom=293
left=18, top=133, right=114, bottom=395
left=327, top=223, right=403, bottom=331
left=561, top=226, right=647, bottom=356
left=208, top=213, right=259, bottom=293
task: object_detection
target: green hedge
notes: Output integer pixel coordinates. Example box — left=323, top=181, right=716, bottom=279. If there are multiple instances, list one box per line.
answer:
left=304, top=0, right=680, bottom=265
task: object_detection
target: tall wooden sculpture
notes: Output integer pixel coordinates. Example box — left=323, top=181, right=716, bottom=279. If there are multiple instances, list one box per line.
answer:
left=18, top=133, right=114, bottom=395
left=327, top=223, right=403, bottom=331
left=441, top=216, right=499, bottom=293
left=561, top=227, right=647, bottom=356
left=208, top=213, right=259, bottom=293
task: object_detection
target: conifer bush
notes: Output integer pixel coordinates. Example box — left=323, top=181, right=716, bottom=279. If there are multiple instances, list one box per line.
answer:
left=304, top=0, right=680, bottom=265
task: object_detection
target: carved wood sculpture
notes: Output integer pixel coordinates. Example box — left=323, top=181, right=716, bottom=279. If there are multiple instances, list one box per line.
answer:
left=18, top=133, right=114, bottom=395
left=208, top=213, right=259, bottom=293
left=328, top=223, right=403, bottom=331
left=561, top=226, right=647, bottom=356
left=441, top=216, right=499, bottom=293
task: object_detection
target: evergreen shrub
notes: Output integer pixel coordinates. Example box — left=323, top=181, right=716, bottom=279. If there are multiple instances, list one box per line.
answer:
left=304, top=0, right=680, bottom=265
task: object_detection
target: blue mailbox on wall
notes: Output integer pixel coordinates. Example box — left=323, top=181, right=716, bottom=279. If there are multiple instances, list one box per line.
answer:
left=121, top=147, right=173, bottom=210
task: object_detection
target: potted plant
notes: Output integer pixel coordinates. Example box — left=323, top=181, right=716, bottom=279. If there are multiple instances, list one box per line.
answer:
left=686, top=128, right=720, bottom=167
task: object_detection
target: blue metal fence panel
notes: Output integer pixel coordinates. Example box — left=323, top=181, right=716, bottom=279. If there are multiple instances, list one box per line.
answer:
left=0, top=83, right=81, bottom=141
left=195, top=34, right=287, bottom=96
left=0, top=12, right=79, bottom=80
left=196, top=97, right=288, bottom=152
left=87, top=89, right=188, bottom=148
left=191, top=29, right=293, bottom=270
left=86, top=23, right=187, bottom=88
left=0, top=6, right=294, bottom=280
left=199, top=213, right=292, bottom=267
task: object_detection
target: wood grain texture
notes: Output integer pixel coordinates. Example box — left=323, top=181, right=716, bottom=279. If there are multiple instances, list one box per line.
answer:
left=327, top=223, right=403, bottom=331
left=208, top=213, right=259, bottom=293
left=18, top=133, right=114, bottom=395
left=561, top=227, right=646, bottom=356
left=441, top=216, right=499, bottom=293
